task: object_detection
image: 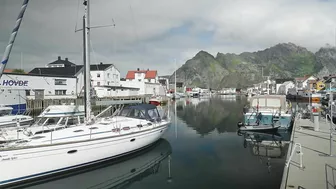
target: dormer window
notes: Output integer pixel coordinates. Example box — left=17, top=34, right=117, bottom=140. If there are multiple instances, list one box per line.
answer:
left=97, top=73, right=100, bottom=78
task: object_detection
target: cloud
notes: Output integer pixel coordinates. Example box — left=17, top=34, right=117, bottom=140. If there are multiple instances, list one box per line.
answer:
left=1, top=0, right=336, bottom=76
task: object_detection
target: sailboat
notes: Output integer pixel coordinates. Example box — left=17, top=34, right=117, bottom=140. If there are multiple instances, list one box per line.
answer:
left=10, top=139, right=172, bottom=189
left=0, top=0, right=171, bottom=187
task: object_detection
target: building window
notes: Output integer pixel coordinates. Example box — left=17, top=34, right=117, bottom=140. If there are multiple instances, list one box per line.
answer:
left=55, top=90, right=66, bottom=95
left=138, top=79, right=141, bottom=82
left=107, top=73, right=110, bottom=78
left=107, top=82, right=110, bottom=85
left=97, top=73, right=100, bottom=78
left=25, top=90, right=30, bottom=96
left=55, top=79, right=67, bottom=85
left=97, top=82, right=100, bottom=86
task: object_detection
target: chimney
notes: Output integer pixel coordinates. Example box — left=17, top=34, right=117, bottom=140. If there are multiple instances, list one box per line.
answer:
left=58, top=56, right=61, bottom=60
left=147, top=68, right=149, bottom=71
left=65, top=58, right=68, bottom=62
left=137, top=68, right=140, bottom=71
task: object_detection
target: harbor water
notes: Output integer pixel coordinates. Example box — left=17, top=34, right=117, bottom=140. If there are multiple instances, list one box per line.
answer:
left=14, top=96, right=292, bottom=189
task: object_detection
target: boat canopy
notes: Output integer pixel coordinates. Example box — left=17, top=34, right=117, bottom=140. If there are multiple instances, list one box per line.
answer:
left=119, top=104, right=161, bottom=121
left=38, top=105, right=85, bottom=118
left=250, top=95, right=287, bottom=110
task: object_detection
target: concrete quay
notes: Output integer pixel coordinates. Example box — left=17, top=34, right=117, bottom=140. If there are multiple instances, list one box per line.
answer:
left=280, top=115, right=336, bottom=189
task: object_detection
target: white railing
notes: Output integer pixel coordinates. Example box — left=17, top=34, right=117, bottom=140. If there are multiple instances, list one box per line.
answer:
left=286, top=143, right=304, bottom=169
left=325, top=113, right=335, bottom=157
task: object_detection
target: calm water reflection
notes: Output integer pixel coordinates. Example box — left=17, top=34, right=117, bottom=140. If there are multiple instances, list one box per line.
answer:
left=18, top=96, right=290, bottom=189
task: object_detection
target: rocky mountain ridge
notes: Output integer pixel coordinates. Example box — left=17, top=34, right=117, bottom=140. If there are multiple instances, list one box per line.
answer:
left=171, top=43, right=336, bottom=89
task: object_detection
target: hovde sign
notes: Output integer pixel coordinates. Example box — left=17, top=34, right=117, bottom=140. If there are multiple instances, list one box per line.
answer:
left=0, top=79, right=28, bottom=87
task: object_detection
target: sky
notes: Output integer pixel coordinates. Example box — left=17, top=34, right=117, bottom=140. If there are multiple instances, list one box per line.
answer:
left=0, top=0, right=336, bottom=77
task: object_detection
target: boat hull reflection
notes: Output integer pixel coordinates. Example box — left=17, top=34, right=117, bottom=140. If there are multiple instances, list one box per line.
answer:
left=238, top=131, right=290, bottom=173
left=10, top=139, right=172, bottom=189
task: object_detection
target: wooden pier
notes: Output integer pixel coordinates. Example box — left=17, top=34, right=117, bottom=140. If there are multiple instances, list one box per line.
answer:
left=280, top=114, right=336, bottom=189
left=26, top=95, right=151, bottom=111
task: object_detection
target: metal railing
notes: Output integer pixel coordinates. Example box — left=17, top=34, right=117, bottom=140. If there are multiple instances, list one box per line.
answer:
left=286, top=143, right=304, bottom=169
left=324, top=113, right=335, bottom=157
left=325, top=163, right=336, bottom=189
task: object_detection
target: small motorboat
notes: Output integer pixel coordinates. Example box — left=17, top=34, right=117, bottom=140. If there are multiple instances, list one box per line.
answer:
left=237, top=112, right=281, bottom=131
left=149, top=96, right=168, bottom=106
left=237, top=122, right=280, bottom=131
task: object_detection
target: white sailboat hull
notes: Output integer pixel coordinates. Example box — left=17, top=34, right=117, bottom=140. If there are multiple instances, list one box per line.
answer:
left=0, top=124, right=169, bottom=187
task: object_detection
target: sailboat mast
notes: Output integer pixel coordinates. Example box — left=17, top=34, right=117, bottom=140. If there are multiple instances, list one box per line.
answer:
left=174, top=59, right=177, bottom=97
left=0, top=0, right=30, bottom=78
left=83, top=0, right=92, bottom=123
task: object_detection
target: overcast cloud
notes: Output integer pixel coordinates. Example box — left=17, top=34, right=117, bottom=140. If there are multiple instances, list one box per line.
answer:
left=0, top=0, right=336, bottom=76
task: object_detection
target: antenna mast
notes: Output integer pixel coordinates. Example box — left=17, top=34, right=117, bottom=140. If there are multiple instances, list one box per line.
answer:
left=83, top=0, right=92, bottom=124
left=0, top=0, right=30, bottom=78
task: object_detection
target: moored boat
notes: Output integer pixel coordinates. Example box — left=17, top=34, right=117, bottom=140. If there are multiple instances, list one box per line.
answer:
left=0, top=104, right=170, bottom=187
left=10, top=138, right=172, bottom=189
left=0, top=106, right=33, bottom=128
left=149, top=96, right=168, bottom=106
left=239, top=95, right=294, bottom=131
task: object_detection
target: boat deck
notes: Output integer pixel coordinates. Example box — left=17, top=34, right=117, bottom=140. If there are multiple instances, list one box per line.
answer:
left=280, top=116, right=336, bottom=189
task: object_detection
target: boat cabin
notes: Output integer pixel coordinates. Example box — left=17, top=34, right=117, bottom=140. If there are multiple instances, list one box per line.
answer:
left=118, top=104, right=162, bottom=122
left=34, top=104, right=85, bottom=129
left=248, top=95, right=289, bottom=113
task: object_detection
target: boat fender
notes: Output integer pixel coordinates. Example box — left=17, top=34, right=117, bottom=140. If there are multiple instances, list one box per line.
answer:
left=237, top=122, right=244, bottom=128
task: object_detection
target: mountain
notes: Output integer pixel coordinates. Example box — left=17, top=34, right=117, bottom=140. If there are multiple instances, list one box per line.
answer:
left=171, top=43, right=335, bottom=89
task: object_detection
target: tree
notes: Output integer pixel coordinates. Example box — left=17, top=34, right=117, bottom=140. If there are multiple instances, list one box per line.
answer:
left=12, top=69, right=25, bottom=74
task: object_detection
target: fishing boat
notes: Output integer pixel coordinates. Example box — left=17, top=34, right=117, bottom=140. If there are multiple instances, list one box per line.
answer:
left=0, top=0, right=171, bottom=187
left=7, top=138, right=172, bottom=189
left=0, top=106, right=33, bottom=128
left=238, top=95, right=294, bottom=131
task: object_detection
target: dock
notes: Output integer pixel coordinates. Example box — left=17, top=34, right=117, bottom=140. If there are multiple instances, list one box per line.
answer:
left=26, top=95, right=150, bottom=111
left=280, top=114, right=336, bottom=189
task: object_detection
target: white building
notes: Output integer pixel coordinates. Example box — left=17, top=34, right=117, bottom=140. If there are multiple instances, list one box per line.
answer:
left=122, top=69, right=165, bottom=96
left=277, top=81, right=295, bottom=95
left=29, top=56, right=125, bottom=98
left=126, top=69, right=158, bottom=83
left=90, top=62, right=120, bottom=87
left=220, top=88, right=236, bottom=94
left=94, top=86, right=139, bottom=98
left=0, top=73, right=78, bottom=100
left=295, top=75, right=317, bottom=90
